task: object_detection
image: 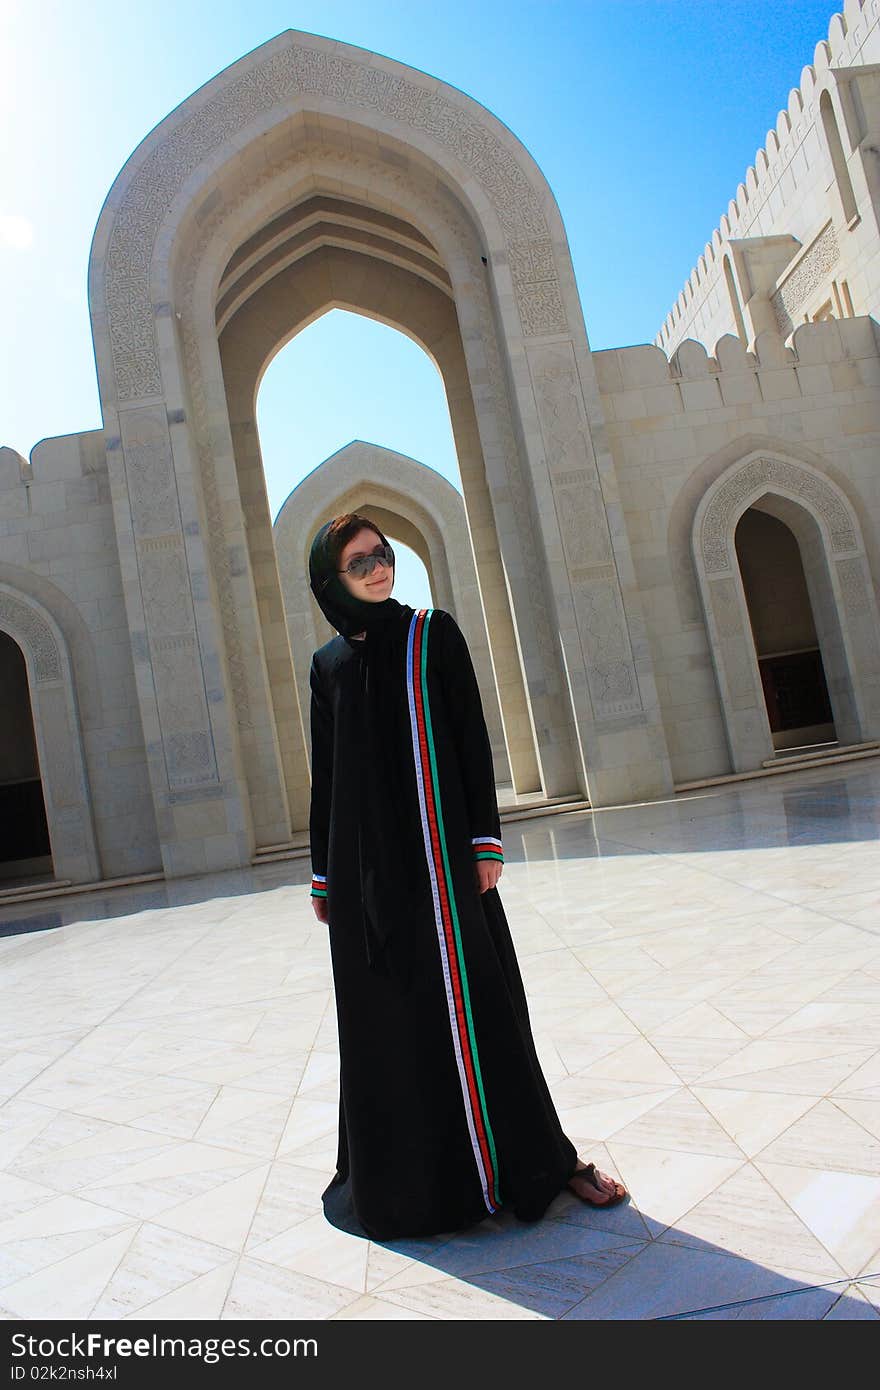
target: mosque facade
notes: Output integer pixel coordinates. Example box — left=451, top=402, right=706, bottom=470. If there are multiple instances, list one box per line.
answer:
left=1, top=3, right=880, bottom=892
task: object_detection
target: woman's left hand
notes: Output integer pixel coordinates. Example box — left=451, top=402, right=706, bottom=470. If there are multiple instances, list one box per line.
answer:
left=475, top=859, right=503, bottom=893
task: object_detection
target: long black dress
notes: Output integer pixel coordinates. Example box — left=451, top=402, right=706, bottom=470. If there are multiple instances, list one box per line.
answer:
left=308, top=603, right=577, bottom=1241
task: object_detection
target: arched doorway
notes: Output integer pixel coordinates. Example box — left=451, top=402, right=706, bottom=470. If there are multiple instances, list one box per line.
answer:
left=693, top=449, right=880, bottom=773
left=0, top=631, right=52, bottom=882
left=735, top=507, right=835, bottom=752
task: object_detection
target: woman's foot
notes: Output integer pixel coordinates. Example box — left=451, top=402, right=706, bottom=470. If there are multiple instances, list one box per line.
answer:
left=567, top=1159, right=628, bottom=1206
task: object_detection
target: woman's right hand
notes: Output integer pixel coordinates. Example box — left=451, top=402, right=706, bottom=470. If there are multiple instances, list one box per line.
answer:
left=312, top=897, right=329, bottom=924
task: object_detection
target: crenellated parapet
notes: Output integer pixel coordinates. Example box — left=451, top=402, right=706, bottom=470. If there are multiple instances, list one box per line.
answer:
left=0, top=446, right=31, bottom=490
left=599, top=315, right=880, bottom=403
left=655, top=0, right=880, bottom=353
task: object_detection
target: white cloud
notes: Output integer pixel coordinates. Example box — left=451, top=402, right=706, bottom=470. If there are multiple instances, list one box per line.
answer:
left=0, top=214, right=34, bottom=251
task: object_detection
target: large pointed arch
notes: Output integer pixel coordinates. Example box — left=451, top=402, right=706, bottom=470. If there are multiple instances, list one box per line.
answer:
left=88, top=31, right=670, bottom=875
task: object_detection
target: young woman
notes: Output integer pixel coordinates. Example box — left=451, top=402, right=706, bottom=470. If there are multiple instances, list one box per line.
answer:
left=307, top=512, right=627, bottom=1240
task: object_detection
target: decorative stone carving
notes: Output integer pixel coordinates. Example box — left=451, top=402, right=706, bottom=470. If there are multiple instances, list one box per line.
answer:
left=127, top=440, right=180, bottom=540
left=151, top=633, right=218, bottom=787
left=709, top=578, right=757, bottom=710
left=37, top=686, right=79, bottom=807
left=166, top=731, right=216, bottom=782
left=0, top=593, right=61, bottom=681
left=771, top=221, right=840, bottom=333
left=528, top=341, right=641, bottom=717
left=711, top=576, right=746, bottom=638
left=103, top=39, right=569, bottom=403
left=140, top=546, right=193, bottom=635
left=700, top=454, right=856, bottom=573
left=117, top=405, right=219, bottom=790
left=836, top=555, right=871, bottom=617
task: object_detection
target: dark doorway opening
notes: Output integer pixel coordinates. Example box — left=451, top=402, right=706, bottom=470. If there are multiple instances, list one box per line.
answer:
left=0, top=631, right=52, bottom=882
left=735, top=508, right=837, bottom=753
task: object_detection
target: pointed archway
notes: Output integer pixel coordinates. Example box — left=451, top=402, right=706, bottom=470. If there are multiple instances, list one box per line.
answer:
left=0, top=586, right=100, bottom=884
left=693, top=449, right=880, bottom=771
left=273, top=439, right=513, bottom=792
left=88, top=31, right=670, bottom=876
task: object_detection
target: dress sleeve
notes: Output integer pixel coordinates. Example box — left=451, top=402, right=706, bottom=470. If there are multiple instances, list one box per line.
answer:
left=308, top=653, right=333, bottom=898
left=434, top=610, right=503, bottom=865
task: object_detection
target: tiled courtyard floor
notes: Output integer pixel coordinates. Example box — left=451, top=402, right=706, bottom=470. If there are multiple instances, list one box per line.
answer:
left=1, top=759, right=879, bottom=1320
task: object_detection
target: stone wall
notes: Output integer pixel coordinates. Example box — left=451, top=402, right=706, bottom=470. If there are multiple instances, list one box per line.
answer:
left=0, top=436, right=160, bottom=878
left=656, top=0, right=880, bottom=354
left=595, top=317, right=880, bottom=783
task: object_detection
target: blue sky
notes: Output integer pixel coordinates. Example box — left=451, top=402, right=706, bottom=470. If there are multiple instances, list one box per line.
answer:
left=1, top=0, right=839, bottom=606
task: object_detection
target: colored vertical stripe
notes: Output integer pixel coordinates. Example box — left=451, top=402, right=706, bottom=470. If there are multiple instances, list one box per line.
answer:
left=406, top=608, right=501, bottom=1214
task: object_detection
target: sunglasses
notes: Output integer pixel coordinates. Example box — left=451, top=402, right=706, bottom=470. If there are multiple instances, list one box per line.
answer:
left=336, top=543, right=395, bottom=580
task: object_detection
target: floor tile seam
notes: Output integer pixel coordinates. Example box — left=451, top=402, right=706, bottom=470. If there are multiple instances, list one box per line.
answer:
left=752, top=1146, right=880, bottom=1179
left=602, top=1148, right=751, bottom=1236
left=327, top=1290, right=443, bottom=1320
left=368, top=1245, right=630, bottom=1321
left=522, top=1238, right=654, bottom=1319
left=547, top=1190, right=655, bottom=1235
left=116, top=1253, right=239, bottom=1321
left=606, top=842, right=874, bottom=929
left=93, top=1043, right=324, bottom=1085
left=144, top=1168, right=278, bottom=1259
left=0, top=1186, right=164, bottom=1243
left=824, top=1094, right=880, bottom=1149
left=366, top=1228, right=650, bottom=1292
left=40, top=1079, right=229, bottom=1129
left=369, top=1284, right=546, bottom=1320
left=0, top=917, right=233, bottom=1114
left=223, top=1248, right=374, bottom=1304
left=0, top=1218, right=144, bottom=1298
left=687, top=1087, right=836, bottom=1161
left=694, top=1040, right=880, bottom=1090
left=752, top=1155, right=875, bottom=1273
left=599, top=1123, right=750, bottom=1163
left=553, top=1233, right=677, bottom=1320
left=219, top=989, right=342, bottom=1306
left=656, top=1266, right=880, bottom=1320
left=47, top=1133, right=285, bottom=1191
left=809, top=980, right=880, bottom=1011
left=654, top=1228, right=849, bottom=1282
left=76, top=1219, right=141, bottom=1320
left=6, top=1099, right=227, bottom=1164
left=58, top=1039, right=318, bottom=1088
left=189, top=1070, right=286, bottom=1144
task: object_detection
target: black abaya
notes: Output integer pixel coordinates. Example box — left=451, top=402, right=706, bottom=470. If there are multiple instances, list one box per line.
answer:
left=308, top=603, right=577, bottom=1241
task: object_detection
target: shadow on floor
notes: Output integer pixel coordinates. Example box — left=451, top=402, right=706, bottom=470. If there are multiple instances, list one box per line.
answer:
left=368, top=1192, right=879, bottom=1320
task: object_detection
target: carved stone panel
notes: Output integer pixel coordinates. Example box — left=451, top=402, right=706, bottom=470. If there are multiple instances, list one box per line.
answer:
left=528, top=342, right=641, bottom=719
left=0, top=593, right=61, bottom=681
left=700, top=455, right=856, bottom=574
left=119, top=406, right=219, bottom=790
left=709, top=577, right=759, bottom=711
left=102, top=39, right=571, bottom=404
left=771, top=222, right=840, bottom=335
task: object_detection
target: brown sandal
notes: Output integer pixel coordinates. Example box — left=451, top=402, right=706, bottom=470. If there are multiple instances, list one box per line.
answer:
left=568, top=1160, right=628, bottom=1207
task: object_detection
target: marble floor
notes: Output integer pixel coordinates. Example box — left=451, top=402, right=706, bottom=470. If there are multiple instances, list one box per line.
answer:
left=1, top=759, right=879, bottom=1320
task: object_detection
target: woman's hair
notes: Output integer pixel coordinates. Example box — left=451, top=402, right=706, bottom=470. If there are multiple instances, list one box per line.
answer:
left=325, top=513, right=386, bottom=568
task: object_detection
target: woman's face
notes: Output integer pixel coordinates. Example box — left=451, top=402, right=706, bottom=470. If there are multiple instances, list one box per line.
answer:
left=337, top=527, right=395, bottom=601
